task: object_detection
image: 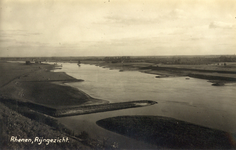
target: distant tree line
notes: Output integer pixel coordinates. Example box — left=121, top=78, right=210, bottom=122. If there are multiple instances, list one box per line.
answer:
left=142, top=56, right=236, bottom=65
left=1, top=55, right=236, bottom=65
left=103, top=56, right=131, bottom=63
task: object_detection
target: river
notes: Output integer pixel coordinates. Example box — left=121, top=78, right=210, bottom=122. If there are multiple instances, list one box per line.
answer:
left=54, top=63, right=236, bottom=148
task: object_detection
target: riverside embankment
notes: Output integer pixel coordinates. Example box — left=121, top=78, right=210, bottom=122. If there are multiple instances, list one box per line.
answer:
left=0, top=61, right=156, bottom=116
left=1, top=61, right=154, bottom=149
left=0, top=61, right=97, bottom=149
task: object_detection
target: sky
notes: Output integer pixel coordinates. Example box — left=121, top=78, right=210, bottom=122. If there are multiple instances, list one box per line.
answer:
left=0, top=0, right=235, bottom=57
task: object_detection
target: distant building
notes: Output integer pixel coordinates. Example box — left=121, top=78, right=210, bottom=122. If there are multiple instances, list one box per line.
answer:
left=35, top=60, right=41, bottom=64
left=25, top=61, right=31, bottom=65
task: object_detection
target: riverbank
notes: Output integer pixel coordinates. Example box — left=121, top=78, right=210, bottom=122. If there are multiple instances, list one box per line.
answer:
left=0, top=61, right=107, bottom=108
left=0, top=61, right=159, bottom=149
left=0, top=61, right=157, bottom=115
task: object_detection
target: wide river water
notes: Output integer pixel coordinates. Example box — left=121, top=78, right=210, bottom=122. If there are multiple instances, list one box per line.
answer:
left=54, top=63, right=236, bottom=148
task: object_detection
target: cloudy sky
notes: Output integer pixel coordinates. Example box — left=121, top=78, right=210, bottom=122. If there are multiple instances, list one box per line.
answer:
left=0, top=0, right=235, bottom=57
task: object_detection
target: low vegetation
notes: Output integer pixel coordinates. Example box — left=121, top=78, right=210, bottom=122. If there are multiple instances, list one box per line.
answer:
left=97, top=116, right=235, bottom=149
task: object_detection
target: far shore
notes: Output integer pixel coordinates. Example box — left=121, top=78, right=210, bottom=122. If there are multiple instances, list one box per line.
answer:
left=80, top=60, right=236, bottom=85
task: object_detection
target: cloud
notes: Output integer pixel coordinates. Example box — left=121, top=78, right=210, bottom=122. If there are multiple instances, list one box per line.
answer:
left=0, top=30, right=41, bottom=37
left=0, top=39, right=16, bottom=43
left=209, top=21, right=235, bottom=29
left=103, top=8, right=190, bottom=27
left=165, top=9, right=188, bottom=19
left=0, top=30, right=42, bottom=47
left=104, top=15, right=160, bottom=25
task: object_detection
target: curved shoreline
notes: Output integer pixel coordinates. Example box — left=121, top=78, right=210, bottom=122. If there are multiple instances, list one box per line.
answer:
left=0, top=61, right=157, bottom=117
left=0, top=61, right=108, bottom=108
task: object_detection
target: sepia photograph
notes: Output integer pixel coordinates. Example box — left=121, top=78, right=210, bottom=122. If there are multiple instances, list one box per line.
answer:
left=0, top=0, right=236, bottom=149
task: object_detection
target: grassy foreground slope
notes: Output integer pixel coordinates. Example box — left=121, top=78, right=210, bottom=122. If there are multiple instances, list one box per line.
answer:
left=0, top=102, right=90, bottom=149
left=0, top=61, right=107, bottom=108
left=0, top=61, right=115, bottom=149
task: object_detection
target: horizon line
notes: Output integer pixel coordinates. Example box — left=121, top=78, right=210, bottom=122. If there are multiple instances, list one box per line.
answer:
left=0, top=54, right=236, bottom=58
